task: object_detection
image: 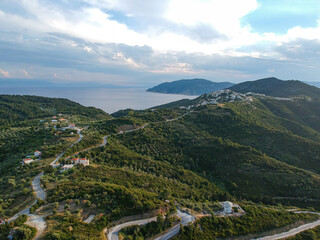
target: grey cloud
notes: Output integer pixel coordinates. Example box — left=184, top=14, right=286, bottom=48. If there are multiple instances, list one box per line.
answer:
left=1, top=30, right=320, bottom=86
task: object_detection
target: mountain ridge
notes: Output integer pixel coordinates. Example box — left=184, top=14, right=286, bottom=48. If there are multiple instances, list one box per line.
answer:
left=147, top=78, right=235, bottom=95
left=229, top=77, right=320, bottom=100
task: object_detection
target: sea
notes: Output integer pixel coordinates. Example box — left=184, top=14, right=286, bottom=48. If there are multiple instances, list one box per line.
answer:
left=0, top=87, right=195, bottom=113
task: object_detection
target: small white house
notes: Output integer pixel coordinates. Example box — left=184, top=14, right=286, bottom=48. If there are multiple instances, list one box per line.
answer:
left=78, top=158, right=90, bottom=166
left=223, top=201, right=233, bottom=214
left=70, top=157, right=89, bottom=166
left=60, top=164, right=74, bottom=172
left=34, top=151, right=41, bottom=157
left=22, top=158, right=34, bottom=165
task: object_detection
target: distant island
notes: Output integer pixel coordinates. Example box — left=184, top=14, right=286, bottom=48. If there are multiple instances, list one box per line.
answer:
left=146, top=78, right=235, bottom=95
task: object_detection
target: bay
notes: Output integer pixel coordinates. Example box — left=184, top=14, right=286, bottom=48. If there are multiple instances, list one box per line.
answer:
left=0, top=87, right=194, bottom=113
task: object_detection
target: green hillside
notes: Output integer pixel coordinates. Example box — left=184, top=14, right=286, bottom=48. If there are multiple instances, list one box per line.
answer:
left=114, top=121, right=320, bottom=203
left=183, top=102, right=320, bottom=174
left=147, top=78, right=234, bottom=95
left=0, top=95, right=110, bottom=127
left=229, top=77, right=320, bottom=100
left=1, top=94, right=320, bottom=239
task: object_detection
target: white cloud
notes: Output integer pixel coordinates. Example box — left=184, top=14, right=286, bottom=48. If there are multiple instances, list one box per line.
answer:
left=1, top=0, right=320, bottom=84
left=21, top=70, right=30, bottom=77
left=0, top=69, right=10, bottom=78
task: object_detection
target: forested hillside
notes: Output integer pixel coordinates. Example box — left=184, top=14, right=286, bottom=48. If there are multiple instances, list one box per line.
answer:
left=105, top=98, right=320, bottom=210
left=0, top=95, right=110, bottom=127
left=147, top=78, right=234, bottom=95
left=229, top=77, right=320, bottom=100
left=1, top=93, right=320, bottom=239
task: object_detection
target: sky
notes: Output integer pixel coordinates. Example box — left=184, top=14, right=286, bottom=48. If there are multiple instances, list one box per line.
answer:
left=0, top=0, right=320, bottom=87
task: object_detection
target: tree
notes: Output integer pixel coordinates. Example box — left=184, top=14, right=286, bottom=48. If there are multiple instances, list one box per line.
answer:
left=8, top=179, right=16, bottom=188
left=13, top=227, right=33, bottom=240
left=85, top=200, right=91, bottom=207
left=22, top=188, right=31, bottom=195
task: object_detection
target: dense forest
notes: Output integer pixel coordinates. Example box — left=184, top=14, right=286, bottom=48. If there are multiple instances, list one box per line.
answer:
left=0, top=91, right=319, bottom=239
left=0, top=95, right=110, bottom=128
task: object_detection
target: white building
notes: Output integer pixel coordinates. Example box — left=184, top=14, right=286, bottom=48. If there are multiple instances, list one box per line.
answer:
left=34, top=151, right=41, bottom=157
left=223, top=201, right=233, bottom=214
left=60, top=164, right=74, bottom=172
left=22, top=158, right=34, bottom=165
left=70, top=157, right=89, bottom=166
left=78, top=158, right=90, bottom=166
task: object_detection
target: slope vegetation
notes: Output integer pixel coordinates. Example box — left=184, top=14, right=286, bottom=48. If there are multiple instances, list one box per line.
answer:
left=147, top=78, right=234, bottom=95
left=230, top=77, right=320, bottom=100
left=0, top=95, right=110, bottom=127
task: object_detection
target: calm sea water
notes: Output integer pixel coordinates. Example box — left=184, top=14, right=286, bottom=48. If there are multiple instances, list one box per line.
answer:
left=0, top=87, right=195, bottom=113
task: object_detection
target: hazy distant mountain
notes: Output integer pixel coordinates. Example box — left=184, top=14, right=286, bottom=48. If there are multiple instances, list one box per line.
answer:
left=303, top=81, right=320, bottom=88
left=229, top=77, right=320, bottom=100
left=147, top=78, right=235, bottom=95
left=0, top=78, right=121, bottom=88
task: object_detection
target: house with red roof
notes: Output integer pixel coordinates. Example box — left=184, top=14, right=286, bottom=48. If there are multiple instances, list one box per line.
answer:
left=22, top=158, right=34, bottom=165
left=34, top=151, right=41, bottom=157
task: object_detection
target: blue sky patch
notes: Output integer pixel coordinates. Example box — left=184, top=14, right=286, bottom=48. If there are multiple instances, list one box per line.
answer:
left=242, top=0, right=320, bottom=34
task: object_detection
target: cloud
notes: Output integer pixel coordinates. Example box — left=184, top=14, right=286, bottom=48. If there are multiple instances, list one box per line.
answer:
left=21, top=69, right=30, bottom=77
left=0, top=0, right=320, bottom=85
left=0, top=69, right=10, bottom=78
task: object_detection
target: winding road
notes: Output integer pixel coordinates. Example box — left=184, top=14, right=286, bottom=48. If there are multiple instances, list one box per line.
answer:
left=8, top=111, right=319, bottom=240
left=107, top=217, right=157, bottom=240
left=8, top=172, right=47, bottom=239
left=155, top=210, right=195, bottom=240
left=50, top=129, right=83, bottom=166
left=106, top=210, right=195, bottom=240
left=255, top=211, right=320, bottom=240
left=8, top=129, right=84, bottom=239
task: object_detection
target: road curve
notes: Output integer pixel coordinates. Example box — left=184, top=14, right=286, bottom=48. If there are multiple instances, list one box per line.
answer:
left=32, top=172, right=46, bottom=200
left=155, top=210, right=195, bottom=240
left=8, top=172, right=45, bottom=222
left=8, top=172, right=47, bottom=239
left=8, top=129, right=85, bottom=239
left=255, top=211, right=320, bottom=240
left=106, top=210, right=194, bottom=240
left=107, top=217, right=157, bottom=240
left=50, top=129, right=83, bottom=166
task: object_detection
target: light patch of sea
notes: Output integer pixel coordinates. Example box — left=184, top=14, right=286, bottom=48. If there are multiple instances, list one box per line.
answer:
left=0, top=87, right=196, bottom=113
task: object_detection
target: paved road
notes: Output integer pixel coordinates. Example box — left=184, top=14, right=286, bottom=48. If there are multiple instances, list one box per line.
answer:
left=155, top=224, right=180, bottom=240
left=106, top=210, right=195, bottom=240
left=8, top=129, right=85, bottom=239
left=8, top=172, right=45, bottom=222
left=84, top=215, right=95, bottom=223
left=155, top=210, right=195, bottom=240
left=107, top=217, right=157, bottom=240
left=255, top=211, right=320, bottom=240
left=50, top=129, right=83, bottom=166
left=8, top=172, right=47, bottom=239
left=98, top=135, right=110, bottom=147
left=32, top=172, right=46, bottom=200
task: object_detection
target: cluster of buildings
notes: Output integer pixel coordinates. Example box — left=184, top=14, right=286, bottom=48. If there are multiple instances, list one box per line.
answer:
left=180, top=89, right=254, bottom=110
left=51, top=114, right=68, bottom=123
left=21, top=151, right=41, bottom=165
left=202, top=89, right=253, bottom=105
left=60, top=157, right=90, bottom=172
